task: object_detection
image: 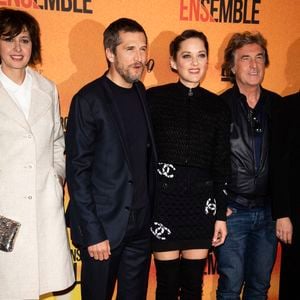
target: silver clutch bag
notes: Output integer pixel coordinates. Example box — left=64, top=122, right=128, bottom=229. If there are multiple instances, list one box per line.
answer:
left=0, top=215, right=21, bottom=252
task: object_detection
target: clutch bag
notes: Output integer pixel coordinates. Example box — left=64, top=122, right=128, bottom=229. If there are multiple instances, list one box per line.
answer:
left=0, top=215, right=21, bottom=252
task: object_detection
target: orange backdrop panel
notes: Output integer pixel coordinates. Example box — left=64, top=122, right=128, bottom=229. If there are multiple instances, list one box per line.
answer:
left=1, top=1, right=299, bottom=299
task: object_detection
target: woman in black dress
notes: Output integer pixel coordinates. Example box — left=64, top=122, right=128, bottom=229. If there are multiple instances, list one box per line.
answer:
left=147, top=30, right=231, bottom=299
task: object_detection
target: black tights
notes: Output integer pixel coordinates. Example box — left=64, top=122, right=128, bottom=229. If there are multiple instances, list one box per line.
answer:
left=155, top=257, right=206, bottom=300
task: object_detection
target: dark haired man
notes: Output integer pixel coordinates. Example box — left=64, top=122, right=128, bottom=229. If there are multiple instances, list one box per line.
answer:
left=215, top=31, right=281, bottom=300
left=65, top=18, right=157, bottom=300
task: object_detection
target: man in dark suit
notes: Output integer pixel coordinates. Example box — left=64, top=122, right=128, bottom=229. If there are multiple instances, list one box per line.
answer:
left=65, top=18, right=157, bottom=300
left=272, top=91, right=300, bottom=300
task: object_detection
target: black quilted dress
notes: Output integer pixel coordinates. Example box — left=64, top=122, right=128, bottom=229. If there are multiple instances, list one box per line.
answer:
left=147, top=81, right=231, bottom=251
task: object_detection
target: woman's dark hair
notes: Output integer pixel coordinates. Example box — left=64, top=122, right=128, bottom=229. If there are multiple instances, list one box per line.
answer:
left=222, top=31, right=269, bottom=82
left=0, top=7, right=42, bottom=65
left=170, top=29, right=209, bottom=60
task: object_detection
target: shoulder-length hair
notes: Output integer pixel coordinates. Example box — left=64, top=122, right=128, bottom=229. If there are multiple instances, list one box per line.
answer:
left=0, top=8, right=42, bottom=66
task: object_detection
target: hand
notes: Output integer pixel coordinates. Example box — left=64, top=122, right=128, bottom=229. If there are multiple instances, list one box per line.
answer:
left=212, top=220, right=227, bottom=247
left=226, top=207, right=233, bottom=217
left=276, top=217, right=293, bottom=244
left=88, top=240, right=111, bottom=261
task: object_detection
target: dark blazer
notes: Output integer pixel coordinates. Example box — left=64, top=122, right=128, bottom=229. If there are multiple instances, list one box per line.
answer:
left=65, top=74, right=157, bottom=249
left=272, top=91, right=300, bottom=224
left=272, top=91, right=300, bottom=300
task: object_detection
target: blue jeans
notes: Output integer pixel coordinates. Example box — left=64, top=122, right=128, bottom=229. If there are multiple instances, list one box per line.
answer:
left=215, top=205, right=277, bottom=300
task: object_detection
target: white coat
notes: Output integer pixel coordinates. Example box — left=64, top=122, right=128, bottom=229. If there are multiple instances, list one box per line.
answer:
left=0, top=67, right=74, bottom=300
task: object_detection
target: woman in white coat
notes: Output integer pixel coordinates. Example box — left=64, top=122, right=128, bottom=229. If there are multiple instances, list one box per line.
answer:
left=0, top=8, right=74, bottom=299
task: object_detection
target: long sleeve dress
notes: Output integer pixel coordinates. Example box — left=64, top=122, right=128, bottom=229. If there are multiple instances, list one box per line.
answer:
left=147, top=81, right=231, bottom=251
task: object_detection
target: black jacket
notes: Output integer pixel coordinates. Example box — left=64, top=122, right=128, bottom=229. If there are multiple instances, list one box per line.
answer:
left=65, top=74, right=157, bottom=249
left=221, top=84, right=282, bottom=207
left=147, top=82, right=231, bottom=221
left=272, top=91, right=300, bottom=222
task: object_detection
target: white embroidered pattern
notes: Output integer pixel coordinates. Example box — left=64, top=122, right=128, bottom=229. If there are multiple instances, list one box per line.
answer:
left=150, top=222, right=172, bottom=240
left=205, top=198, right=217, bottom=216
left=223, top=182, right=228, bottom=195
left=157, top=162, right=176, bottom=178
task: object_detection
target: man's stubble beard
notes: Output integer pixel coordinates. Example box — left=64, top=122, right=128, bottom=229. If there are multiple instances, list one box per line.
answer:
left=115, top=62, right=145, bottom=84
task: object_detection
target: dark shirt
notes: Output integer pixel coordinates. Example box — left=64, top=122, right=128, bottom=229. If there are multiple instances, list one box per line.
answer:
left=107, top=78, right=149, bottom=209
left=243, top=95, right=266, bottom=172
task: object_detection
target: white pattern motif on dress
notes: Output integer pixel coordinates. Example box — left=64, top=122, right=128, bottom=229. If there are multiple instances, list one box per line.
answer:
left=150, top=222, right=172, bottom=240
left=205, top=198, right=217, bottom=216
left=223, top=182, right=228, bottom=195
left=157, top=162, right=176, bottom=178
